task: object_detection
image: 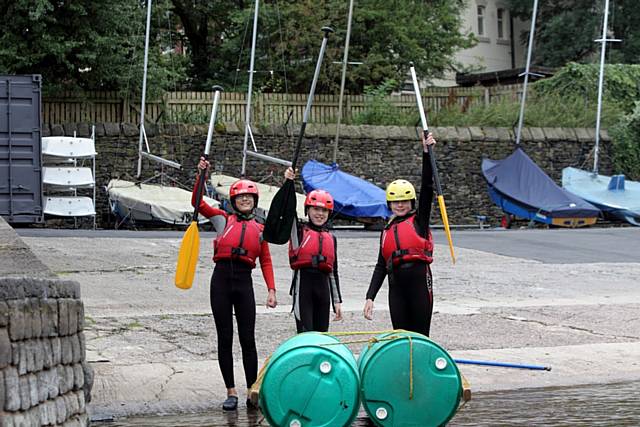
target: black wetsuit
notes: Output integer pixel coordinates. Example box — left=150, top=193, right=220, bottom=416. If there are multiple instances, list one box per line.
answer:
left=366, top=151, right=435, bottom=336
left=291, top=222, right=342, bottom=333
left=210, top=260, right=258, bottom=389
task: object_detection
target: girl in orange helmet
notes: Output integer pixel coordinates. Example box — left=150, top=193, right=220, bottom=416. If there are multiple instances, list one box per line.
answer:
left=192, top=157, right=276, bottom=411
left=282, top=167, right=342, bottom=333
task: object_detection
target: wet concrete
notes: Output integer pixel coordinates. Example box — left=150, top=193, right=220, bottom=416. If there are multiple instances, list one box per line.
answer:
left=17, top=227, right=640, bottom=420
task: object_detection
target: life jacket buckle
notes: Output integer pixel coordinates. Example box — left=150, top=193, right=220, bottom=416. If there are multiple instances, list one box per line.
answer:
left=311, top=255, right=326, bottom=267
left=231, top=247, right=247, bottom=256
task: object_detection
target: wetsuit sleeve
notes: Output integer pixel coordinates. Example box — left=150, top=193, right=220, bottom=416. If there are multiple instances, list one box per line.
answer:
left=191, top=176, right=227, bottom=219
left=258, top=240, right=276, bottom=291
left=365, top=244, right=387, bottom=301
left=330, top=235, right=342, bottom=304
left=416, top=150, right=434, bottom=236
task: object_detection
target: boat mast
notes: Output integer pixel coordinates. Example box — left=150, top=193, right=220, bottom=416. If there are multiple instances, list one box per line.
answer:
left=241, top=0, right=260, bottom=177
left=515, top=0, right=539, bottom=145
left=242, top=0, right=292, bottom=169
left=136, top=0, right=153, bottom=178
left=135, top=0, right=181, bottom=176
left=332, top=0, right=355, bottom=164
left=593, top=0, right=620, bottom=174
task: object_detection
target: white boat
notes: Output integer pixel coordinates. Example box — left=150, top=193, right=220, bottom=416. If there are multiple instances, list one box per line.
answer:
left=210, top=174, right=306, bottom=221
left=561, top=3, right=637, bottom=225
left=562, top=167, right=640, bottom=226
left=107, top=179, right=219, bottom=226
left=210, top=0, right=306, bottom=221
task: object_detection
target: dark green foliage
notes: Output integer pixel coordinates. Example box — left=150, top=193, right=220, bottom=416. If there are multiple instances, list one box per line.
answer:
left=532, top=63, right=640, bottom=112
left=351, top=79, right=416, bottom=126
left=507, top=0, right=640, bottom=67
left=428, top=94, right=623, bottom=129
left=610, top=103, right=640, bottom=180
left=0, top=0, right=472, bottom=94
left=0, top=0, right=188, bottom=96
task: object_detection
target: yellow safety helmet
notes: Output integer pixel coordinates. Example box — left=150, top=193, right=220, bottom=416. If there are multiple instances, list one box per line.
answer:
left=386, top=179, right=416, bottom=202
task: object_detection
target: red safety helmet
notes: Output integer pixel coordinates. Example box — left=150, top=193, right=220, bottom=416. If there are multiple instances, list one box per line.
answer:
left=304, top=190, right=334, bottom=211
left=230, top=179, right=259, bottom=202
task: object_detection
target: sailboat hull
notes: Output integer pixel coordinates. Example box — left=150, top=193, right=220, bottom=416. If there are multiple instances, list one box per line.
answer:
left=482, top=148, right=600, bottom=228
left=562, top=167, right=640, bottom=226
left=301, top=160, right=391, bottom=220
left=107, top=179, right=218, bottom=227
left=210, top=174, right=307, bottom=221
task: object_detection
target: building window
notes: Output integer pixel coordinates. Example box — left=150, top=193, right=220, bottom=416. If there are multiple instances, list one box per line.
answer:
left=497, top=8, right=505, bottom=39
left=477, top=5, right=485, bottom=36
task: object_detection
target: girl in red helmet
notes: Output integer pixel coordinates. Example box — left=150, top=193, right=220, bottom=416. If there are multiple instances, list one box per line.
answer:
left=192, top=157, right=277, bottom=411
left=281, top=167, right=342, bottom=333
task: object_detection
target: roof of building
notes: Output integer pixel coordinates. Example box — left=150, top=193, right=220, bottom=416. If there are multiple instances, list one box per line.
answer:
left=456, top=66, right=556, bottom=87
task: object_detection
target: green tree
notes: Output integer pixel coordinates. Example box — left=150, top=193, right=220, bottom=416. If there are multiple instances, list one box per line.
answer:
left=169, top=0, right=247, bottom=89
left=507, top=0, right=640, bottom=67
left=0, top=0, right=187, bottom=96
left=171, top=0, right=473, bottom=93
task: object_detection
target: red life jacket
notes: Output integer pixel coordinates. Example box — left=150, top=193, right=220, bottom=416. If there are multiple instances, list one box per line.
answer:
left=381, top=214, right=433, bottom=268
left=289, top=225, right=335, bottom=273
left=213, top=215, right=262, bottom=268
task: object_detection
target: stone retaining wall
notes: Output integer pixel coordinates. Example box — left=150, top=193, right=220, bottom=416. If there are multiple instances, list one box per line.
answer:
left=42, top=123, right=613, bottom=228
left=0, top=218, right=92, bottom=426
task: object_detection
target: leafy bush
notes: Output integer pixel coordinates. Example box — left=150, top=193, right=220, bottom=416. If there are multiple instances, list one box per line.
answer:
left=610, top=102, right=640, bottom=180
left=351, top=79, right=416, bottom=126
left=532, top=63, right=640, bottom=113
left=428, top=94, right=623, bottom=128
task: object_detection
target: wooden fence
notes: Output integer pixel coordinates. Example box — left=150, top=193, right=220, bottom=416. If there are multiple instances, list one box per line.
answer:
left=42, top=84, right=523, bottom=125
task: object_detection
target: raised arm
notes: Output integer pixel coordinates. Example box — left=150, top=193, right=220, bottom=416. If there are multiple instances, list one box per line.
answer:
left=191, top=174, right=227, bottom=219
left=416, top=132, right=435, bottom=235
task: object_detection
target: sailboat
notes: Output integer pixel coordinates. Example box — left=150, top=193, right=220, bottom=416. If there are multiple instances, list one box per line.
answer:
left=107, top=0, right=219, bottom=228
left=300, top=0, right=391, bottom=223
left=481, top=0, right=600, bottom=227
left=561, top=0, right=639, bottom=226
left=209, top=0, right=306, bottom=221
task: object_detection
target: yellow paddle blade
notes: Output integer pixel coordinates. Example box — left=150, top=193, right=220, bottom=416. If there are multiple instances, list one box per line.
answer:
left=437, top=195, right=456, bottom=264
left=175, top=221, right=200, bottom=289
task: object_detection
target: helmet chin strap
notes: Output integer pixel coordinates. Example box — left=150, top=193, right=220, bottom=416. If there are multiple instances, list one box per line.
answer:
left=231, top=197, right=257, bottom=220
left=387, top=208, right=416, bottom=225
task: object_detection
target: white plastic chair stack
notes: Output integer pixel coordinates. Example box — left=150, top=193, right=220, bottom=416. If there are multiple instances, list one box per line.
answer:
left=41, top=131, right=97, bottom=227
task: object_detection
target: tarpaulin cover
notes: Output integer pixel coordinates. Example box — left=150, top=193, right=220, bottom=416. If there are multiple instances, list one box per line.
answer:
left=301, top=160, right=391, bottom=218
left=481, top=148, right=600, bottom=218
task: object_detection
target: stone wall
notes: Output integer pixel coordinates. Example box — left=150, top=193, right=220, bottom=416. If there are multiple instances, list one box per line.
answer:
left=0, top=218, right=93, bottom=426
left=42, top=123, right=613, bottom=228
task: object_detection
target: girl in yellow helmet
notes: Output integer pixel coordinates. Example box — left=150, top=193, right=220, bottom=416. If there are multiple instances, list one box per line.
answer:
left=363, top=132, right=437, bottom=336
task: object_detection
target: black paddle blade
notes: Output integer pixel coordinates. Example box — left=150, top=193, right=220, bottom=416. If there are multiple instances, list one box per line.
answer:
left=263, top=180, right=297, bottom=244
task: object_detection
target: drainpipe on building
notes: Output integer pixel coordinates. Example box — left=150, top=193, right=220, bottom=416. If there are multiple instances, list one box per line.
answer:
left=509, top=13, right=516, bottom=69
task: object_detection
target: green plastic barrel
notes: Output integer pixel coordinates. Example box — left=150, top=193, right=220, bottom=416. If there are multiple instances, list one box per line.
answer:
left=260, top=332, right=360, bottom=427
left=358, top=331, right=462, bottom=427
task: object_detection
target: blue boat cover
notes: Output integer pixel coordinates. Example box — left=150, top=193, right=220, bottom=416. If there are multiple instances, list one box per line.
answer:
left=482, top=148, right=600, bottom=218
left=301, top=160, right=391, bottom=218
left=562, top=167, right=640, bottom=225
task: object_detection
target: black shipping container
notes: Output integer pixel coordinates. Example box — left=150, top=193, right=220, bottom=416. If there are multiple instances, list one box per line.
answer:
left=0, top=75, right=43, bottom=223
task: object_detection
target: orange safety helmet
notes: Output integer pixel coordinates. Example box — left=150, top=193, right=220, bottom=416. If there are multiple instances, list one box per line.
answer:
left=229, top=179, right=259, bottom=208
left=304, top=189, right=334, bottom=211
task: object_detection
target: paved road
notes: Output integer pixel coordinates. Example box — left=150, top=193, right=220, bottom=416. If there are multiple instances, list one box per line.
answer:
left=16, top=226, right=640, bottom=264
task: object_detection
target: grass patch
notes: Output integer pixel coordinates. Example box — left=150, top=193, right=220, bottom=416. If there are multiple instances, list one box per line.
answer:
left=428, top=95, right=624, bottom=128
left=125, top=320, right=143, bottom=329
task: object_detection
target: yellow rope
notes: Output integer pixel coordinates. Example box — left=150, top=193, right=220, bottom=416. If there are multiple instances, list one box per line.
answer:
left=408, top=336, right=414, bottom=400
left=254, top=330, right=420, bottom=405
left=319, top=330, right=416, bottom=400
